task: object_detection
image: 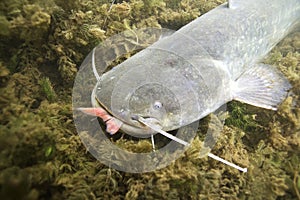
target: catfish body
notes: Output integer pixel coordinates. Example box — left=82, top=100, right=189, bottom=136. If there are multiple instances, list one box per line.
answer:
left=92, top=0, right=299, bottom=136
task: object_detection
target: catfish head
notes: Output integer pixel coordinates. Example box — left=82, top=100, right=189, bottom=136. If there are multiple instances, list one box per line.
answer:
left=80, top=59, right=202, bottom=138
left=78, top=47, right=211, bottom=138
left=79, top=82, right=184, bottom=138
left=112, top=82, right=183, bottom=138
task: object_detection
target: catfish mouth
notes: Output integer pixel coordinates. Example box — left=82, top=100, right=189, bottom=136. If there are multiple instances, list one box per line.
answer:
left=94, top=97, right=162, bottom=137
left=119, top=114, right=163, bottom=138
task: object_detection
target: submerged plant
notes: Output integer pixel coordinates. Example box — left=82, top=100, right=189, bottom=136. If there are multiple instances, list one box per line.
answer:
left=39, top=77, right=57, bottom=102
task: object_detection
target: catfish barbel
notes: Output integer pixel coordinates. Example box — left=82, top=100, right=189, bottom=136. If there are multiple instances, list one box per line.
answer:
left=79, top=0, right=299, bottom=138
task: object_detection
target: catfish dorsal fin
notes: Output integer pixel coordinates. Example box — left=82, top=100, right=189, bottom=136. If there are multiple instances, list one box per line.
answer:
left=232, top=63, right=291, bottom=110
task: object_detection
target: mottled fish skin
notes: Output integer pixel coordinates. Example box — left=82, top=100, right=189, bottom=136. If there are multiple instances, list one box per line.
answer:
left=93, top=0, right=300, bottom=135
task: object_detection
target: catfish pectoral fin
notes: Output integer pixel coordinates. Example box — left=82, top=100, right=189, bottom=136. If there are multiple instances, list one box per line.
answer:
left=231, top=63, right=291, bottom=110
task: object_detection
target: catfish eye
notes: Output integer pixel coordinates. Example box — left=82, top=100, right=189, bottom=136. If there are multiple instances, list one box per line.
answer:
left=153, top=101, right=163, bottom=109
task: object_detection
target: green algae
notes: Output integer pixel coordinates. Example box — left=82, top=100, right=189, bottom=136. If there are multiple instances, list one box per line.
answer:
left=0, top=0, right=299, bottom=199
left=39, top=77, right=57, bottom=103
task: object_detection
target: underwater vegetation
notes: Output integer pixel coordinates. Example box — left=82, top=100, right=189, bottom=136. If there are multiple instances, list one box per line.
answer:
left=0, top=0, right=299, bottom=199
